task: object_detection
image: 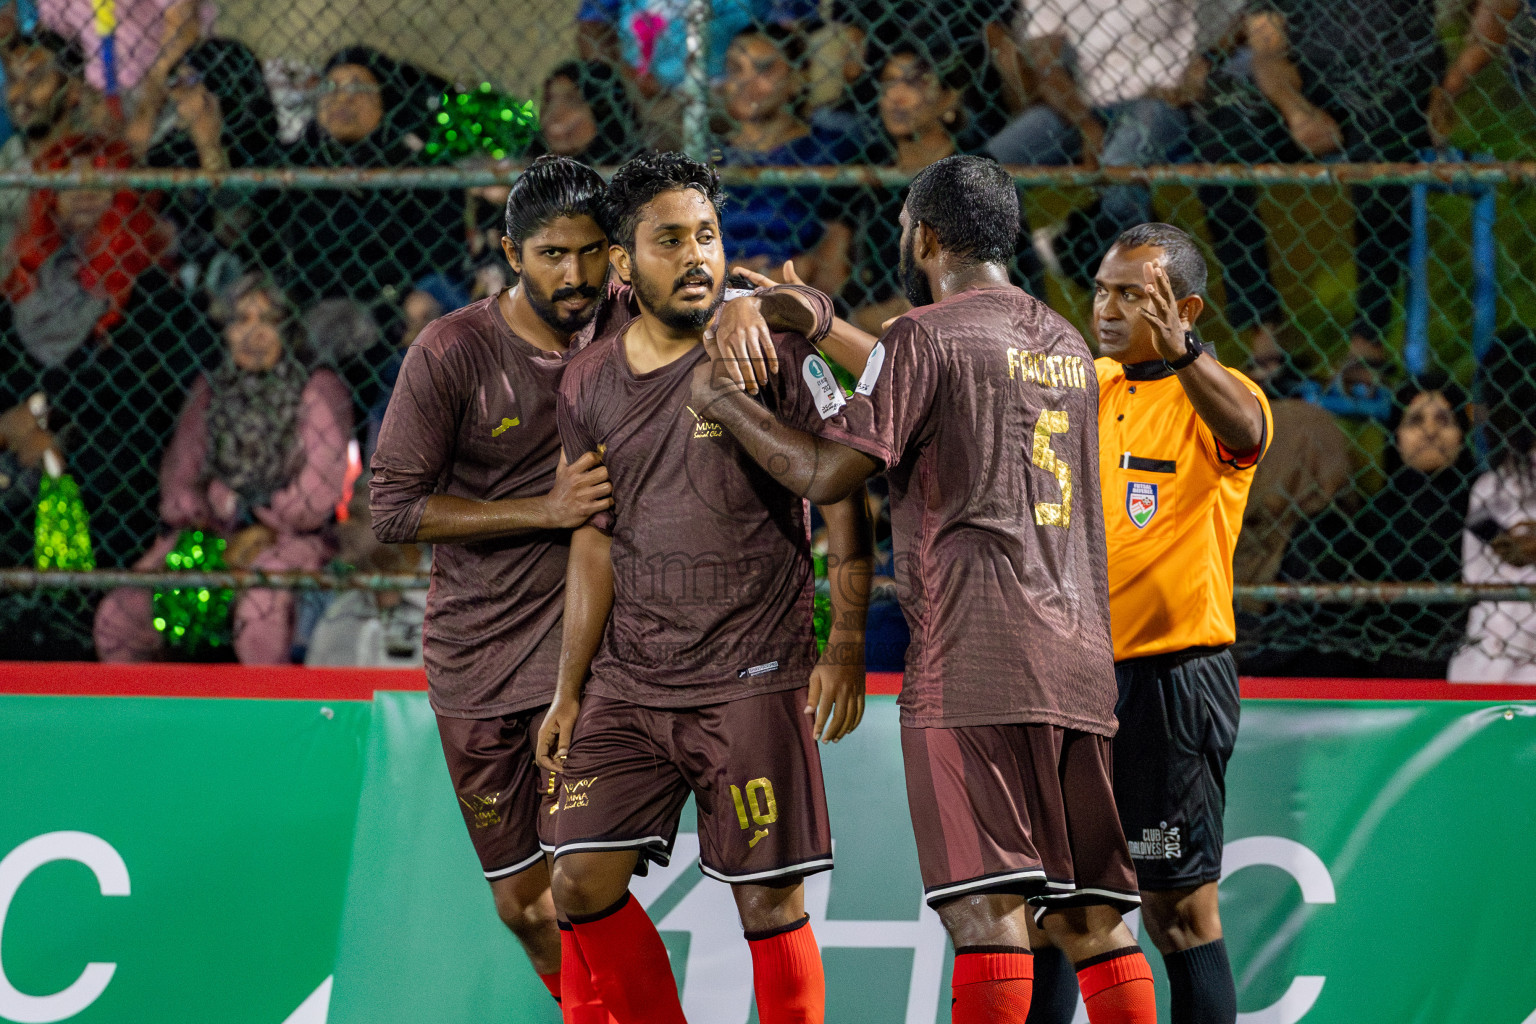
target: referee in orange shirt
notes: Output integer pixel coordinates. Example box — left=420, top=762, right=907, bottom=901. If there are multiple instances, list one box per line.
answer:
left=1031, top=223, right=1273, bottom=1024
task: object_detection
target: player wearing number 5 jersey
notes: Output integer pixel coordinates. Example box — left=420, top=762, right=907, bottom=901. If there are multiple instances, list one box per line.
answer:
left=693, top=155, right=1157, bottom=1024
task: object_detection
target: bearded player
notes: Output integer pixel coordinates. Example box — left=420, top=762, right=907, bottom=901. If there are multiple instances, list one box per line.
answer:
left=693, top=155, right=1159, bottom=1023
left=535, top=151, right=875, bottom=1024
left=370, top=155, right=797, bottom=1022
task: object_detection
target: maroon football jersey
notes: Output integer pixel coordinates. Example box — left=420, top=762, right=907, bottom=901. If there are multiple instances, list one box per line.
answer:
left=370, top=284, right=631, bottom=717
left=837, top=286, right=1118, bottom=734
left=556, top=292, right=878, bottom=707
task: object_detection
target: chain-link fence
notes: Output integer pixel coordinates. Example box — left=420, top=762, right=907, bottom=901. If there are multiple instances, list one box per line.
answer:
left=1, top=0, right=1534, bottom=676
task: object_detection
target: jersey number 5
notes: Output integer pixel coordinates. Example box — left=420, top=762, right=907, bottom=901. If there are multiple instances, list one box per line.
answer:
left=1032, top=410, right=1072, bottom=527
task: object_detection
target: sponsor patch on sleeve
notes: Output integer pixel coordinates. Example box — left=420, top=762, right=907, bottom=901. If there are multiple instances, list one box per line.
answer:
left=855, top=341, right=886, bottom=396
left=802, top=354, right=847, bottom=419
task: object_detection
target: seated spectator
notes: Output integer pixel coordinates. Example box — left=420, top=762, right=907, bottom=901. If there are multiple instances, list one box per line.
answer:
left=126, top=37, right=279, bottom=304
left=276, top=46, right=463, bottom=337
left=1193, top=0, right=1443, bottom=375
left=1430, top=0, right=1528, bottom=142
left=575, top=0, right=815, bottom=102
left=1450, top=330, right=1536, bottom=682
left=715, top=24, right=858, bottom=278
left=0, top=29, right=94, bottom=263
left=523, top=60, right=639, bottom=167
left=36, top=0, right=213, bottom=95
left=94, top=275, right=352, bottom=665
left=808, top=0, right=1021, bottom=148
left=0, top=133, right=215, bottom=656
left=988, top=0, right=1200, bottom=288
left=1283, top=378, right=1477, bottom=677
left=808, top=37, right=1040, bottom=333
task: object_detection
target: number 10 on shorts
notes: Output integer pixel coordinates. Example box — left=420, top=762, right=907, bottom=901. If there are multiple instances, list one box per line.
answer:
left=730, top=778, right=779, bottom=847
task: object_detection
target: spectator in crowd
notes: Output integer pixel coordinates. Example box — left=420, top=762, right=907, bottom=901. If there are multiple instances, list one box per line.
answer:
left=523, top=59, right=639, bottom=167
left=1192, top=0, right=1443, bottom=375
left=574, top=0, right=815, bottom=112
left=94, top=274, right=352, bottom=665
left=0, top=133, right=215, bottom=656
left=989, top=0, right=1200, bottom=287
left=1450, top=329, right=1536, bottom=682
left=715, top=24, right=858, bottom=278
left=1273, top=377, right=1477, bottom=677
left=0, top=29, right=92, bottom=261
left=1232, top=340, right=1355, bottom=596
left=1430, top=0, right=1527, bottom=141
left=126, top=38, right=279, bottom=305
left=276, top=46, right=463, bottom=340
left=807, top=37, right=1039, bottom=333
left=807, top=1, right=1023, bottom=150
left=35, top=0, right=212, bottom=95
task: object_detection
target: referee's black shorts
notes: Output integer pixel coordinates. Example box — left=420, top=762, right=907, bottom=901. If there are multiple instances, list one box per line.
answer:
left=1112, top=646, right=1240, bottom=890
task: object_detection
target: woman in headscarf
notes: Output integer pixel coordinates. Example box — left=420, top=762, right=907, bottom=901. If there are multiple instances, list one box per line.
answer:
left=94, top=274, right=353, bottom=665
left=1276, top=376, right=1477, bottom=677
left=524, top=59, right=639, bottom=167
left=277, top=46, right=462, bottom=313
left=274, top=45, right=463, bottom=419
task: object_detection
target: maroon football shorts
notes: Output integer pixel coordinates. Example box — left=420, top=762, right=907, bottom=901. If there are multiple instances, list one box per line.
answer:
left=436, top=706, right=558, bottom=881
left=551, top=687, right=833, bottom=885
left=901, top=721, right=1141, bottom=916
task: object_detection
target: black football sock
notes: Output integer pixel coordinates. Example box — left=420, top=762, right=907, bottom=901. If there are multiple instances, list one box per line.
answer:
left=1025, top=945, right=1080, bottom=1024
left=1164, top=938, right=1236, bottom=1024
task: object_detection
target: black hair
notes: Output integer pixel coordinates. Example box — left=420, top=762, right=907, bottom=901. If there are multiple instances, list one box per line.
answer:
left=1108, top=223, right=1209, bottom=299
left=13, top=30, right=85, bottom=79
left=904, top=154, right=1019, bottom=266
left=601, top=151, right=723, bottom=253
left=728, top=23, right=807, bottom=67
left=504, top=154, right=607, bottom=249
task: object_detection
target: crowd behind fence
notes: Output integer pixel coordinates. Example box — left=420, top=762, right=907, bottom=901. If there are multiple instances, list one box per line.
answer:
left=1, top=0, right=1535, bottom=679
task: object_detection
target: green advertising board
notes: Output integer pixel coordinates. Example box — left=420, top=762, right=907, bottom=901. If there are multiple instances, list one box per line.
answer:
left=2, top=692, right=1534, bottom=1024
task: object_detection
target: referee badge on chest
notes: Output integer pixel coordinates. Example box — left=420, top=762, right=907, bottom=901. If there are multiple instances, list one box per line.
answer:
left=1126, top=481, right=1158, bottom=529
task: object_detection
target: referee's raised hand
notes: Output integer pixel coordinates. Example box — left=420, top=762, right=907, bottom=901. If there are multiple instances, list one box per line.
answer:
left=1137, top=261, right=1194, bottom=362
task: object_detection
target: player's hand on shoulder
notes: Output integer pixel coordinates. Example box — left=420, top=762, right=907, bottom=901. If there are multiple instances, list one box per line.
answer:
left=806, top=643, right=867, bottom=744
left=535, top=696, right=580, bottom=773
left=544, top=449, right=612, bottom=530
left=708, top=285, right=780, bottom=396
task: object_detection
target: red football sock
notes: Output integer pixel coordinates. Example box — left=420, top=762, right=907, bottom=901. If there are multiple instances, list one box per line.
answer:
left=568, top=893, right=686, bottom=1024
left=539, top=968, right=562, bottom=1005
left=950, top=946, right=1033, bottom=1023
left=746, top=915, right=826, bottom=1024
left=559, top=922, right=618, bottom=1024
left=1077, top=947, right=1157, bottom=1024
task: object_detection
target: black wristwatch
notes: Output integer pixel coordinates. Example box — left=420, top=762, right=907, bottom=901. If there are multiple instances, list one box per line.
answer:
left=1166, top=332, right=1203, bottom=371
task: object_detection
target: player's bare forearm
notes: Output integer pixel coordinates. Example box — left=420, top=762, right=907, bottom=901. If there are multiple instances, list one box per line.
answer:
left=413, top=494, right=559, bottom=542
left=693, top=380, right=876, bottom=505
left=538, top=525, right=614, bottom=771
left=556, top=525, right=614, bottom=701
left=819, top=492, right=873, bottom=667
left=756, top=287, right=820, bottom=338
left=1176, top=358, right=1266, bottom=455
left=819, top=318, right=879, bottom=377
left=413, top=450, right=612, bottom=543
left=809, top=492, right=872, bottom=742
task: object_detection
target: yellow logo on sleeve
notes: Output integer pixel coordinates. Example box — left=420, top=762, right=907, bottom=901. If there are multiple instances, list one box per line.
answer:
left=492, top=417, right=520, bottom=437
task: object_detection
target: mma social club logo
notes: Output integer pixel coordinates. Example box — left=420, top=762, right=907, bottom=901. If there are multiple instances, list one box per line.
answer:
left=1126, top=481, right=1158, bottom=528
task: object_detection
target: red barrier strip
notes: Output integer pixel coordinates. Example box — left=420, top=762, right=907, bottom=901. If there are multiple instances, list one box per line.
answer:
left=0, top=664, right=1532, bottom=702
